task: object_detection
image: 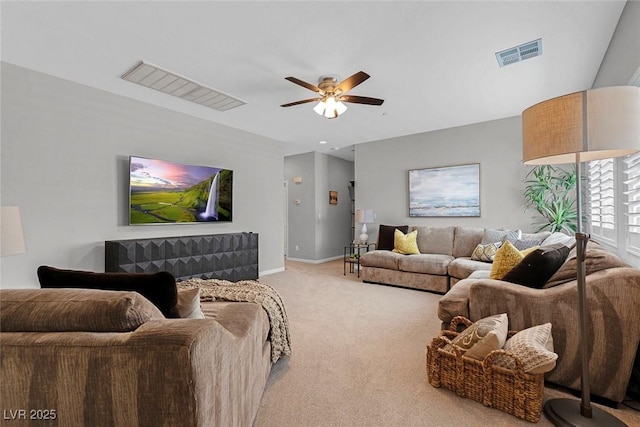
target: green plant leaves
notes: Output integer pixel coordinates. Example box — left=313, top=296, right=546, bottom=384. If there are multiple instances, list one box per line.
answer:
left=523, top=165, right=579, bottom=234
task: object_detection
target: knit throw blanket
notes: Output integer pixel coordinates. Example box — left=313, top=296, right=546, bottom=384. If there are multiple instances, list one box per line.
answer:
left=178, top=278, right=291, bottom=363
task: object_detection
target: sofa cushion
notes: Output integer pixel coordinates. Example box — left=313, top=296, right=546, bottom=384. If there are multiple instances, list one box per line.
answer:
left=502, top=244, right=570, bottom=288
left=377, top=224, right=409, bottom=251
left=544, top=241, right=629, bottom=288
left=448, top=257, right=492, bottom=280
left=413, top=226, right=454, bottom=256
left=541, top=232, right=576, bottom=247
left=481, top=228, right=522, bottom=244
left=521, top=231, right=552, bottom=242
left=438, top=279, right=473, bottom=324
left=360, top=250, right=404, bottom=270
left=468, top=270, right=491, bottom=279
left=452, top=227, right=484, bottom=258
left=37, top=265, right=178, bottom=317
left=446, top=313, right=509, bottom=360
left=397, top=254, right=453, bottom=275
left=392, top=229, right=420, bottom=255
left=0, top=288, right=164, bottom=332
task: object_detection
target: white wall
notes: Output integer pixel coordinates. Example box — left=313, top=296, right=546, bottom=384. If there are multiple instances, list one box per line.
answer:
left=355, top=116, right=533, bottom=244
left=593, top=0, right=640, bottom=88
left=1, top=63, right=284, bottom=288
left=284, top=152, right=354, bottom=262
left=284, top=152, right=316, bottom=260
left=314, top=154, right=354, bottom=260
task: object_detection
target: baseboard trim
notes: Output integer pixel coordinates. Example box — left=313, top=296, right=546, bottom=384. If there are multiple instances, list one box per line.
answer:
left=260, top=267, right=285, bottom=277
left=285, top=255, right=343, bottom=264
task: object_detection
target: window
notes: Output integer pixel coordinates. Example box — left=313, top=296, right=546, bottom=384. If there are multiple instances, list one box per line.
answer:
left=588, top=152, right=640, bottom=266
left=624, top=152, right=640, bottom=256
left=588, top=158, right=616, bottom=245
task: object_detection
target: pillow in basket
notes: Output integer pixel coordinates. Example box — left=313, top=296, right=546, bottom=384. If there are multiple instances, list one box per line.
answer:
left=494, top=323, right=557, bottom=374
left=445, top=313, right=509, bottom=360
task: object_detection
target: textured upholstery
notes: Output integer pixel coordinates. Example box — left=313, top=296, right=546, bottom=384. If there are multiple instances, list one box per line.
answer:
left=448, top=257, right=492, bottom=281
left=452, top=226, right=484, bottom=258
left=412, top=226, right=455, bottom=256
left=362, top=226, right=560, bottom=295
left=521, top=231, right=552, bottom=241
left=360, top=250, right=404, bottom=270
left=397, top=254, right=453, bottom=275
left=0, top=291, right=271, bottom=426
left=438, top=266, right=640, bottom=403
left=438, top=278, right=473, bottom=321
left=361, top=266, right=449, bottom=293
left=0, top=288, right=164, bottom=332
left=362, top=226, right=491, bottom=293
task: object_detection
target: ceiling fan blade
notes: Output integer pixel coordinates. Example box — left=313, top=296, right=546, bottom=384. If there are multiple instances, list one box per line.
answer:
left=284, top=76, right=320, bottom=93
left=335, top=71, right=370, bottom=94
left=280, top=98, right=322, bottom=107
left=340, top=95, right=384, bottom=106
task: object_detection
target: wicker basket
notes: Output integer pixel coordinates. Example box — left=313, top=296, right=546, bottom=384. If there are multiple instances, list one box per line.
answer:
left=426, top=316, right=544, bottom=423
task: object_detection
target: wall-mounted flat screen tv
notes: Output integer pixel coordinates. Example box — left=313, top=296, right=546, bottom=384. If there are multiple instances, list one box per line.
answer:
left=129, top=156, right=232, bottom=224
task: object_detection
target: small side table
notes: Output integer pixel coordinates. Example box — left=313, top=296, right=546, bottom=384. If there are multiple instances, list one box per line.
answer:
left=344, top=243, right=375, bottom=277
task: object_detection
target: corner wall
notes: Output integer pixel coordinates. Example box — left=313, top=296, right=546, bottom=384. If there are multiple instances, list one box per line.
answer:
left=355, top=116, right=533, bottom=244
left=285, top=152, right=354, bottom=261
left=593, top=0, right=640, bottom=88
left=1, top=62, right=284, bottom=288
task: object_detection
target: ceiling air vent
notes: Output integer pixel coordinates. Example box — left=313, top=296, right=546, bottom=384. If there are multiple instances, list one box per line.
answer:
left=121, top=61, right=246, bottom=111
left=495, top=38, right=542, bottom=67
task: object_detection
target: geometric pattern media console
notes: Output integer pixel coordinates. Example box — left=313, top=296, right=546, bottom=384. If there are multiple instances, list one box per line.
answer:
left=105, top=232, right=258, bottom=282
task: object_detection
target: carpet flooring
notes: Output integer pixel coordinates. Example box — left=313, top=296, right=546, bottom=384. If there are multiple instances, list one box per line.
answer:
left=253, top=259, right=640, bottom=427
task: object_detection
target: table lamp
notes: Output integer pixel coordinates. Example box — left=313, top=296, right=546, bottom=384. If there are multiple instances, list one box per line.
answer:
left=1, top=206, right=26, bottom=257
left=354, top=209, right=375, bottom=244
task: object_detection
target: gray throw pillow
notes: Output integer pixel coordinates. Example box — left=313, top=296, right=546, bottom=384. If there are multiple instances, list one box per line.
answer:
left=504, top=237, right=542, bottom=251
left=481, top=228, right=521, bottom=244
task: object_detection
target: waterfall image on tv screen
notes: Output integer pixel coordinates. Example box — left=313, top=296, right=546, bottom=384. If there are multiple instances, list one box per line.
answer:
left=129, top=156, right=232, bottom=224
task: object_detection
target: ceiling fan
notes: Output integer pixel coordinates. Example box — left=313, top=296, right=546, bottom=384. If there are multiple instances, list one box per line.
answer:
left=281, top=71, right=384, bottom=119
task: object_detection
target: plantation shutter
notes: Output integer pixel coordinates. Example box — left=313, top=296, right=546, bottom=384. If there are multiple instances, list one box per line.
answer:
left=624, top=152, right=640, bottom=256
left=588, top=158, right=616, bottom=244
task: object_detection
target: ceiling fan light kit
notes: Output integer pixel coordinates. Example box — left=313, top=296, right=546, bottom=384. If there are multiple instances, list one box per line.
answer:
left=313, top=96, right=348, bottom=119
left=281, top=71, right=384, bottom=119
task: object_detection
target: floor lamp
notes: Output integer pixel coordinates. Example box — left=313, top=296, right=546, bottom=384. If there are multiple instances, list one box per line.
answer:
left=522, top=85, right=640, bottom=426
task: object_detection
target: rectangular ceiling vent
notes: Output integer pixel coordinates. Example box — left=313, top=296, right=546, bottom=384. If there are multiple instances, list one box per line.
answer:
left=495, top=38, right=542, bottom=67
left=121, top=61, right=246, bottom=111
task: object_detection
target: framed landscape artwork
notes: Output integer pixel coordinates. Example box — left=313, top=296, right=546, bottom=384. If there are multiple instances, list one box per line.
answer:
left=409, top=163, right=480, bottom=217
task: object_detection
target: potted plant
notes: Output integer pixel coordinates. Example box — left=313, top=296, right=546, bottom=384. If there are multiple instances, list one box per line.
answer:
left=523, top=165, right=579, bottom=234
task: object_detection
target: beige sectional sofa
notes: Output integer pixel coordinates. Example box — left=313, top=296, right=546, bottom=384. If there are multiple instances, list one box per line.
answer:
left=0, top=288, right=272, bottom=427
left=360, top=225, right=550, bottom=293
left=437, top=241, right=639, bottom=403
